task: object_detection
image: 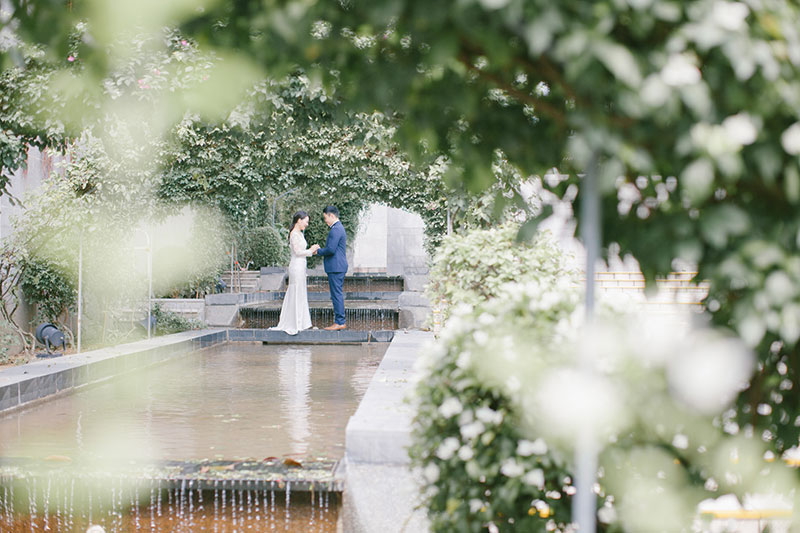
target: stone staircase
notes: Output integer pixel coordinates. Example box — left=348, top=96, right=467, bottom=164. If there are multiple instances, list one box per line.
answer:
left=220, top=270, right=260, bottom=293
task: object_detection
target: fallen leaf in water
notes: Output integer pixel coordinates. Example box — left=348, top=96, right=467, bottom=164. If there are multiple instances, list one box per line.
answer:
left=263, top=456, right=279, bottom=462
left=44, top=455, right=72, bottom=463
left=283, top=458, right=302, bottom=468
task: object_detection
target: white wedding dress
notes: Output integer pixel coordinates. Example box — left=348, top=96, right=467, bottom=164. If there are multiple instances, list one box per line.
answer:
left=273, top=231, right=314, bottom=335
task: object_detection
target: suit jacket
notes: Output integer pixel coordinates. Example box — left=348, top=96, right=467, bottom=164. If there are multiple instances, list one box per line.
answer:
left=317, top=221, right=348, bottom=273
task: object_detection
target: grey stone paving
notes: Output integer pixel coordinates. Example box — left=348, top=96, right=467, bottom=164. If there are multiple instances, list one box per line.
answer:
left=343, top=330, right=433, bottom=533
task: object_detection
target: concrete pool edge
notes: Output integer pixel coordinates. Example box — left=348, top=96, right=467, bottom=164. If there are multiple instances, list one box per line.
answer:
left=342, top=330, right=433, bottom=533
left=0, top=328, right=397, bottom=415
left=0, top=328, right=228, bottom=414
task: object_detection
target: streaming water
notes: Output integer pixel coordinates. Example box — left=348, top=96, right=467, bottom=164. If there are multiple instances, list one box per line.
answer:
left=240, top=306, right=399, bottom=330
left=0, top=475, right=339, bottom=532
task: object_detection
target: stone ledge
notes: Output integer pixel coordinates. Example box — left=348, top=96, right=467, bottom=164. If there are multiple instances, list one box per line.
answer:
left=0, top=329, right=227, bottom=414
left=345, top=330, right=432, bottom=465
left=227, top=329, right=395, bottom=344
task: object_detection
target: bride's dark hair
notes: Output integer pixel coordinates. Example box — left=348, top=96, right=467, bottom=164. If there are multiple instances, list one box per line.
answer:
left=289, top=211, right=309, bottom=241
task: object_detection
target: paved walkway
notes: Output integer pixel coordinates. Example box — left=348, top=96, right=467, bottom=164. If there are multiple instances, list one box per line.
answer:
left=342, top=330, right=433, bottom=532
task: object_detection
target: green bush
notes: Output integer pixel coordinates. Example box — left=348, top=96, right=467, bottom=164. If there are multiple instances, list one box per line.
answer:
left=426, top=223, right=577, bottom=321
left=151, top=303, right=204, bottom=335
left=19, top=257, right=76, bottom=325
left=236, top=225, right=290, bottom=270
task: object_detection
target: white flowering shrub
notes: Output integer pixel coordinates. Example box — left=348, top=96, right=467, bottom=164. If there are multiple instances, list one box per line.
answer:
left=411, top=283, right=578, bottom=532
left=412, top=225, right=797, bottom=532
left=412, top=225, right=581, bottom=531
left=425, top=223, right=577, bottom=322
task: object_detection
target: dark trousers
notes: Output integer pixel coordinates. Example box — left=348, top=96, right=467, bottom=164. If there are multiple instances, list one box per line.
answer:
left=328, top=272, right=346, bottom=325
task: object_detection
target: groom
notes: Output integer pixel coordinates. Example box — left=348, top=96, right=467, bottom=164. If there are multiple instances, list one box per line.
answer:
left=314, top=205, right=347, bottom=330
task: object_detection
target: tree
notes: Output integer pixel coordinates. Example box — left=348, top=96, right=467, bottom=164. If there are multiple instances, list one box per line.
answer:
left=8, top=0, right=800, bottom=472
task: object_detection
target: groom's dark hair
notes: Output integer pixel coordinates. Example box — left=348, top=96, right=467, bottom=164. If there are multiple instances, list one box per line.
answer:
left=322, top=205, right=339, bottom=217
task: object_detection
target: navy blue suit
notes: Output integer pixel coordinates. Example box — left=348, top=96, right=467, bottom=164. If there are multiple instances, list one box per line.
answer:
left=316, top=220, right=348, bottom=325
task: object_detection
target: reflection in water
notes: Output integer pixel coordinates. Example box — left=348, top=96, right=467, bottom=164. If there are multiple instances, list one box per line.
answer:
left=0, top=343, right=387, bottom=462
left=279, top=347, right=312, bottom=457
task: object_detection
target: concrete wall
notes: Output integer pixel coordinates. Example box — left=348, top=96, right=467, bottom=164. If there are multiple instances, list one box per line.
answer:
left=351, top=204, right=429, bottom=276
left=386, top=207, right=428, bottom=276
left=352, top=204, right=389, bottom=273
left=1, top=147, right=63, bottom=241
left=1, top=147, right=66, bottom=351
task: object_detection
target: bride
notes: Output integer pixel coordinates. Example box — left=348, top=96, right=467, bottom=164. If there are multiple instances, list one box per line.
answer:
left=272, top=211, right=319, bottom=334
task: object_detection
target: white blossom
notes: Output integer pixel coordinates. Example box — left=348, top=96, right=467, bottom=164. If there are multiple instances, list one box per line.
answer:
left=672, top=434, right=689, bottom=450
left=781, top=123, right=800, bottom=155
left=535, top=81, right=550, bottom=96
left=475, top=406, right=503, bottom=425
left=500, top=458, right=525, bottom=477
left=473, top=330, right=490, bottom=346
left=478, top=0, right=510, bottom=9
left=436, top=437, right=461, bottom=460
left=310, top=20, right=332, bottom=39
left=597, top=504, right=617, bottom=524
left=423, top=462, right=440, bottom=483
left=711, top=1, right=749, bottom=31
left=523, top=468, right=545, bottom=489
left=478, top=312, right=496, bottom=325
left=458, top=445, right=475, bottom=461
left=438, top=397, right=464, bottom=418
left=517, top=438, right=548, bottom=456
left=661, top=54, right=702, bottom=86
left=456, top=350, right=472, bottom=370
left=667, top=333, right=753, bottom=414
left=469, top=499, right=484, bottom=513
left=722, top=113, right=758, bottom=146
left=460, top=421, right=486, bottom=440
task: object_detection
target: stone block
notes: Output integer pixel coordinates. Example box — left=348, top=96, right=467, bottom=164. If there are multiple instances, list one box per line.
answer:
left=228, top=329, right=255, bottom=341
left=204, top=305, right=240, bottom=327
left=0, top=384, right=18, bottom=412
left=369, top=330, right=394, bottom=343
left=342, top=463, right=430, bottom=533
left=403, top=273, right=429, bottom=292
left=338, top=330, right=368, bottom=343
left=204, top=293, right=241, bottom=306
left=398, top=307, right=430, bottom=330
left=398, top=291, right=429, bottom=307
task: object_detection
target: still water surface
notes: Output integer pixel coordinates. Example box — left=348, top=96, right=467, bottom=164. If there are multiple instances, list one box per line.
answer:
left=0, top=342, right=387, bottom=462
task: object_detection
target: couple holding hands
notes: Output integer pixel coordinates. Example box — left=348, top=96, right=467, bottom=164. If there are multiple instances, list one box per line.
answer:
left=272, top=206, right=348, bottom=335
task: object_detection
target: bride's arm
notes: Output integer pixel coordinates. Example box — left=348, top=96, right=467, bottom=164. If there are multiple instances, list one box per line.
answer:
left=291, top=232, right=316, bottom=257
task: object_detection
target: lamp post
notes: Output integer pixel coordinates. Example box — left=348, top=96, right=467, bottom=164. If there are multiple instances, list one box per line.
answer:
left=133, top=228, right=153, bottom=340
left=573, top=154, right=600, bottom=533
left=77, top=230, right=83, bottom=353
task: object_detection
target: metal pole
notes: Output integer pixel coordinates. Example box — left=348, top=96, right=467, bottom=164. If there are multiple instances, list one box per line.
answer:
left=133, top=228, right=153, bottom=339
left=574, top=154, right=600, bottom=533
left=147, top=237, right=152, bottom=340
left=77, top=231, right=83, bottom=353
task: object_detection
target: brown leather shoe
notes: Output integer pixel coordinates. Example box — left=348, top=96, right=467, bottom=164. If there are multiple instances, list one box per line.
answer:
left=324, top=323, right=347, bottom=331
